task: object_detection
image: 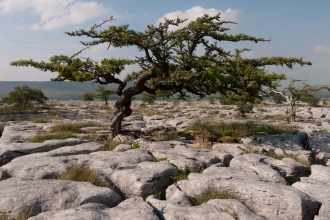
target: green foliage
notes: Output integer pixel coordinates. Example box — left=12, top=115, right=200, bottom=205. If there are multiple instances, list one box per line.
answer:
left=10, top=14, right=311, bottom=112
left=142, top=92, right=157, bottom=104
left=152, top=157, right=168, bottom=162
left=27, top=132, right=75, bottom=143
left=49, top=121, right=100, bottom=133
left=4, top=85, right=48, bottom=109
left=186, top=121, right=297, bottom=140
left=55, top=165, right=109, bottom=187
left=170, top=166, right=203, bottom=184
left=82, top=92, right=94, bottom=101
left=0, top=214, right=29, bottom=220
left=272, top=93, right=286, bottom=104
left=93, top=86, right=116, bottom=105
left=152, top=132, right=178, bottom=141
left=0, top=124, right=5, bottom=137
left=300, top=94, right=320, bottom=107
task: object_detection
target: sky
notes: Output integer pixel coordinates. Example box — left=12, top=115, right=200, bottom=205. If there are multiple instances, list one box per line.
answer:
left=0, top=0, right=329, bottom=85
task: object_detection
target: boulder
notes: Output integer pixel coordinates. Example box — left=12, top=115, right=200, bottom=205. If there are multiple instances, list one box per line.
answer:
left=177, top=166, right=320, bottom=220
left=143, top=141, right=232, bottom=169
left=29, top=198, right=159, bottom=220
left=0, top=178, right=122, bottom=218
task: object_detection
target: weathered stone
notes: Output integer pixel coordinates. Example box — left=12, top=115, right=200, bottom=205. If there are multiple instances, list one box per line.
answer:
left=110, top=161, right=178, bottom=198
left=177, top=166, right=320, bottom=220
left=240, top=133, right=311, bottom=162
left=0, top=178, right=122, bottom=218
left=143, top=141, right=232, bottom=169
left=230, top=154, right=308, bottom=184
left=309, top=133, right=330, bottom=165
left=212, top=143, right=245, bottom=156
left=29, top=198, right=159, bottom=220
left=319, top=202, right=330, bottom=218
left=292, top=178, right=330, bottom=203
left=309, top=165, right=330, bottom=184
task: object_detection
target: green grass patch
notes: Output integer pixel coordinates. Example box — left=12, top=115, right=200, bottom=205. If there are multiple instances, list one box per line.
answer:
left=97, top=139, right=122, bottom=151
left=0, top=214, right=29, bottom=220
left=170, top=166, right=203, bottom=184
left=152, top=132, right=178, bottom=141
left=28, top=115, right=60, bottom=123
left=55, top=165, right=110, bottom=187
left=190, top=189, right=245, bottom=207
left=186, top=121, right=297, bottom=140
left=152, top=157, right=168, bottom=162
left=27, top=132, right=75, bottom=143
left=49, top=121, right=101, bottom=133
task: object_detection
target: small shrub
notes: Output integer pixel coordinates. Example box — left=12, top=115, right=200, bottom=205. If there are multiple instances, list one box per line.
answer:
left=152, top=132, right=178, bottom=141
left=154, top=190, right=166, bottom=200
left=170, top=166, right=203, bottom=184
left=55, top=165, right=110, bottom=187
left=98, top=139, right=122, bottom=151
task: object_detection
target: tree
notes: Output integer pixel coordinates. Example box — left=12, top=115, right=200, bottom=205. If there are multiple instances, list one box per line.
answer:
left=263, top=79, right=330, bottom=122
left=93, top=86, right=116, bottom=105
left=10, top=14, right=311, bottom=139
left=4, top=85, right=48, bottom=109
left=82, top=92, right=94, bottom=101
left=142, top=92, right=157, bottom=104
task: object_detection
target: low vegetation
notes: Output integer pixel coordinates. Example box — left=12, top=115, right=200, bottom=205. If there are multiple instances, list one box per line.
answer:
left=27, top=132, right=75, bottom=143
left=170, top=166, right=204, bottom=184
left=189, top=189, right=245, bottom=207
left=0, top=214, right=29, bottom=220
left=186, top=121, right=297, bottom=141
left=55, top=165, right=110, bottom=188
left=49, top=121, right=101, bottom=133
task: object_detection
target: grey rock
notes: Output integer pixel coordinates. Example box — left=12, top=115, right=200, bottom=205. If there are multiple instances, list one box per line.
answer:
left=309, top=165, right=330, bottom=184
left=292, top=178, right=330, bottom=203
left=230, top=154, right=288, bottom=184
left=0, top=138, right=84, bottom=166
left=143, top=141, right=232, bottom=169
left=309, top=133, right=330, bottom=165
left=113, top=144, right=132, bottom=152
left=177, top=166, right=320, bottom=220
left=0, top=178, right=122, bottom=218
left=29, top=198, right=159, bottom=220
left=319, top=202, right=330, bottom=218
left=212, top=143, right=245, bottom=156
left=241, top=133, right=311, bottom=162
left=110, top=161, right=178, bottom=198
left=230, top=154, right=308, bottom=185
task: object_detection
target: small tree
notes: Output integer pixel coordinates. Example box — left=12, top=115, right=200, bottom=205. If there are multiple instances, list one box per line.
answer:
left=4, top=85, right=48, bottom=109
left=264, top=80, right=330, bottom=122
left=93, top=86, right=116, bottom=105
left=272, top=93, right=286, bottom=104
left=10, top=15, right=312, bottom=139
left=82, top=92, right=94, bottom=101
left=142, top=92, right=157, bottom=104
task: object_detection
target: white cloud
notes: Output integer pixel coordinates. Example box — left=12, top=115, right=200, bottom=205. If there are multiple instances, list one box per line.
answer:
left=143, top=12, right=149, bottom=17
left=314, top=45, right=330, bottom=55
left=156, top=6, right=241, bottom=30
left=0, top=0, right=110, bottom=30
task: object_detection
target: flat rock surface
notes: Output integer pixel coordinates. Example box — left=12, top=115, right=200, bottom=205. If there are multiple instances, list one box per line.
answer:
left=0, top=178, right=122, bottom=218
left=177, top=166, right=320, bottom=220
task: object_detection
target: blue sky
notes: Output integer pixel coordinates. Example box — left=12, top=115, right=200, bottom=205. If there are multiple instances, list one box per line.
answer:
left=0, top=0, right=329, bottom=85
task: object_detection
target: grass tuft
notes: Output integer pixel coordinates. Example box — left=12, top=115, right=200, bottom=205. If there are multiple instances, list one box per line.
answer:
left=55, top=164, right=110, bottom=188
left=186, top=121, right=297, bottom=141
left=27, top=132, right=75, bottom=143
left=190, top=189, right=245, bottom=207
left=170, top=166, right=203, bottom=184
left=49, top=121, right=101, bottom=133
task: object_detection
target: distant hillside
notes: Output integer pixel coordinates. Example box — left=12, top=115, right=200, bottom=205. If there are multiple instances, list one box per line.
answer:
left=0, top=81, right=122, bottom=100
left=1, top=81, right=330, bottom=100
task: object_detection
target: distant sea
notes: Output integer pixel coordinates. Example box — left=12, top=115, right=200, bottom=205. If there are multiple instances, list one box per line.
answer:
left=1, top=81, right=330, bottom=100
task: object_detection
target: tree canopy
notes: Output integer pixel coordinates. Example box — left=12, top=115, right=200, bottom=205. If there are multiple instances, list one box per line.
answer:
left=4, top=85, right=48, bottom=109
left=10, top=14, right=312, bottom=138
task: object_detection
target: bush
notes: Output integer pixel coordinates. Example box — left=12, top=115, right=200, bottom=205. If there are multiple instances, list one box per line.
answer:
left=4, top=85, right=48, bottom=109
left=272, top=93, right=287, bottom=104
left=142, top=92, right=157, bottom=104
left=82, top=92, right=94, bottom=101
left=301, top=94, right=320, bottom=107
